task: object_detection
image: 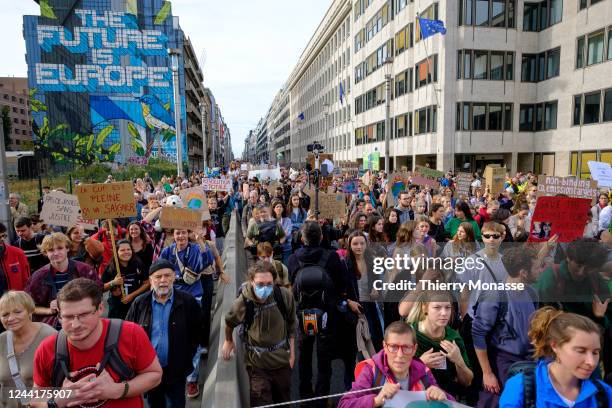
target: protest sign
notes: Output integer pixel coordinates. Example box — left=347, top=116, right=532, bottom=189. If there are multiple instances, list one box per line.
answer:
left=536, top=175, right=598, bottom=201
left=266, top=181, right=282, bottom=196
left=528, top=196, right=591, bottom=243
left=337, top=161, right=360, bottom=174
left=455, top=172, right=472, bottom=199
left=411, top=175, right=440, bottom=189
left=76, top=181, right=136, bottom=219
left=588, top=161, right=612, bottom=188
left=307, top=154, right=333, bottom=171
left=318, top=193, right=347, bottom=220
left=361, top=170, right=371, bottom=187
left=415, top=165, right=444, bottom=180
left=383, top=390, right=471, bottom=407
left=484, top=165, right=506, bottom=195
left=341, top=179, right=359, bottom=194
left=180, top=187, right=211, bottom=221
left=386, top=172, right=411, bottom=207
left=240, top=163, right=249, bottom=171
left=201, top=177, right=231, bottom=192
left=40, top=191, right=97, bottom=229
left=362, top=152, right=380, bottom=171
left=248, top=166, right=282, bottom=181
left=160, top=207, right=203, bottom=231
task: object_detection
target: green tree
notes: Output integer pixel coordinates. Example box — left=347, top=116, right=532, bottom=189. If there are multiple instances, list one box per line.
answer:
left=1, top=105, right=12, bottom=150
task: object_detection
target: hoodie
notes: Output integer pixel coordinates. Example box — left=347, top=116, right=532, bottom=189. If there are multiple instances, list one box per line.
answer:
left=225, top=282, right=297, bottom=370
left=338, top=349, right=452, bottom=408
left=474, top=207, right=491, bottom=227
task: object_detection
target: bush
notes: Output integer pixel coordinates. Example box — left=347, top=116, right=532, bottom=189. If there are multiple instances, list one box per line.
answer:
left=70, top=159, right=178, bottom=183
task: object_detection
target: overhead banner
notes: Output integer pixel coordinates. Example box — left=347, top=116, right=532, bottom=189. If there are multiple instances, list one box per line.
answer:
left=40, top=191, right=97, bottom=229
left=528, top=196, right=591, bottom=243
left=76, top=181, right=136, bottom=219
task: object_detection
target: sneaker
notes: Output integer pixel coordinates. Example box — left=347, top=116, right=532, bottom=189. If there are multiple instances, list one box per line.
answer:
left=186, top=382, right=200, bottom=398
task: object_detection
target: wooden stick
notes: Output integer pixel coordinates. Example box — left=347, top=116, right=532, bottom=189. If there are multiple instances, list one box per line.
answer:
left=107, top=219, right=126, bottom=298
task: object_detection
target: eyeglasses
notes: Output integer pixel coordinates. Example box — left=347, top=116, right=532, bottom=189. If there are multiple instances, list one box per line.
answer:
left=59, top=308, right=98, bottom=323
left=385, top=343, right=414, bottom=354
left=482, top=233, right=501, bottom=240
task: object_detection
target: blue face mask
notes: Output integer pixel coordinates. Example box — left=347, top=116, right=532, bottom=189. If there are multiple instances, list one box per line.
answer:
left=254, top=284, right=273, bottom=300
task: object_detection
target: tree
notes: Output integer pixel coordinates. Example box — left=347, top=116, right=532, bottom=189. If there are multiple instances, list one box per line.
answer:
left=1, top=105, right=12, bottom=150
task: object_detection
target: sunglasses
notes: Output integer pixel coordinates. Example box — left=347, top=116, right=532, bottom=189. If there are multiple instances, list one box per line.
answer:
left=482, top=233, right=501, bottom=240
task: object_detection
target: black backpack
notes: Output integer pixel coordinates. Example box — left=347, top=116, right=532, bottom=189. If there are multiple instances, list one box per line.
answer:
left=506, top=361, right=609, bottom=408
left=258, top=220, right=279, bottom=244
left=52, top=319, right=135, bottom=386
left=293, top=250, right=333, bottom=310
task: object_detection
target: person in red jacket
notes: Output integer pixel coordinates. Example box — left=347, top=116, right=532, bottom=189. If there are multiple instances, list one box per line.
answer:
left=0, top=222, right=30, bottom=293
left=474, top=200, right=499, bottom=228
left=90, top=220, right=127, bottom=277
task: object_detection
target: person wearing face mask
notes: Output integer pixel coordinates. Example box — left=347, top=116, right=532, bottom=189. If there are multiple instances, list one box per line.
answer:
left=125, top=260, right=202, bottom=408
left=0, top=291, right=55, bottom=407
left=222, top=261, right=297, bottom=407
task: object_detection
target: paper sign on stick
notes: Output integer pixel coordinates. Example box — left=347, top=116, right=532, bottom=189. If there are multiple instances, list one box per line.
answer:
left=160, top=207, right=203, bottom=231
left=588, top=161, right=612, bottom=188
left=76, top=182, right=136, bottom=219
left=40, top=191, right=97, bottom=229
left=201, top=177, right=232, bottom=192
left=528, top=196, right=591, bottom=243
left=180, top=187, right=211, bottom=221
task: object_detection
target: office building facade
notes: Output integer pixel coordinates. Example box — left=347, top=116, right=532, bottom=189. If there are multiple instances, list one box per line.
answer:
left=0, top=78, right=32, bottom=150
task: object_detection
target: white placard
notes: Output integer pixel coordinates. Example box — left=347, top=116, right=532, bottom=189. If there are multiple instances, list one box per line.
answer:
left=201, top=177, right=232, bottom=192
left=588, top=161, right=612, bottom=187
left=41, top=191, right=97, bottom=229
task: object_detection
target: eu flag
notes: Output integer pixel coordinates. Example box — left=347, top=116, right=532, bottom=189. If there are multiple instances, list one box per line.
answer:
left=417, top=17, right=447, bottom=39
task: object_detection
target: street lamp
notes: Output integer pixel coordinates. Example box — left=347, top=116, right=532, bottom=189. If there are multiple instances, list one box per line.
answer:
left=383, top=56, right=393, bottom=175
left=198, top=102, right=207, bottom=171
left=168, top=48, right=183, bottom=177
left=323, top=102, right=330, bottom=155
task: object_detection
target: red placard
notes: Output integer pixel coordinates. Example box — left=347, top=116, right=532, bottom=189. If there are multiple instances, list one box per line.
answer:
left=528, top=196, right=591, bottom=243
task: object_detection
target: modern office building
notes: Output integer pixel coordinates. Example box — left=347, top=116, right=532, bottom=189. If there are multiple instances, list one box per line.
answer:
left=183, top=36, right=206, bottom=170
left=0, top=77, right=32, bottom=150
left=263, top=0, right=612, bottom=176
left=269, top=87, right=291, bottom=165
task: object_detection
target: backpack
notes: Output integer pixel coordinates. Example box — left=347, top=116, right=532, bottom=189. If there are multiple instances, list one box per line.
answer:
left=257, top=220, right=279, bottom=244
left=293, top=250, right=333, bottom=310
left=240, top=285, right=291, bottom=352
left=51, top=319, right=134, bottom=387
left=506, top=361, right=609, bottom=408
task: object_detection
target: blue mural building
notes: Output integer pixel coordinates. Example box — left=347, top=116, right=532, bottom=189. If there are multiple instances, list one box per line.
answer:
left=23, top=0, right=187, bottom=167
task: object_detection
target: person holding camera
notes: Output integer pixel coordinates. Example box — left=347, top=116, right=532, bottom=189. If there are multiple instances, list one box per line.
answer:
left=158, top=228, right=214, bottom=399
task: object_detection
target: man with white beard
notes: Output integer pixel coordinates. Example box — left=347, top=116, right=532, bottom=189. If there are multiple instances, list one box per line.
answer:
left=126, top=259, right=203, bottom=407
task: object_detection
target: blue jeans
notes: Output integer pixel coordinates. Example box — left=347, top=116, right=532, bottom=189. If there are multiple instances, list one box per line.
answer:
left=146, top=379, right=186, bottom=408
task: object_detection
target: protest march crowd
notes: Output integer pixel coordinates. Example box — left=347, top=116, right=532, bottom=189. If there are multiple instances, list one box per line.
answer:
left=0, top=161, right=611, bottom=408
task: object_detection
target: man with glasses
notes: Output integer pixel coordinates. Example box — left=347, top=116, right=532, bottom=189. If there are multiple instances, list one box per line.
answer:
left=339, top=321, right=448, bottom=407
left=0, top=222, right=30, bottom=300
left=395, top=191, right=414, bottom=224
left=32, top=278, right=162, bottom=407
left=126, top=259, right=203, bottom=407
left=26, top=233, right=100, bottom=329
left=222, top=261, right=296, bottom=407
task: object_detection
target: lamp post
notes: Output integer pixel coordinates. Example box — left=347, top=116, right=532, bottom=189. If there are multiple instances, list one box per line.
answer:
left=383, top=56, right=394, bottom=175
left=323, top=103, right=330, bottom=154
left=198, top=102, right=207, bottom=171
left=168, top=48, right=183, bottom=177
left=0, top=123, right=12, bottom=242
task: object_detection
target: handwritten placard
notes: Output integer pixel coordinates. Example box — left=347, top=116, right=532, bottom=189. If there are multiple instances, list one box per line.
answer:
left=76, top=182, right=136, bottom=219
left=201, top=177, right=231, bottom=192
left=456, top=172, right=472, bottom=198
left=318, top=193, right=347, bottom=220
left=40, top=191, right=97, bottom=229
left=160, top=207, right=203, bottom=231
left=528, top=196, right=591, bottom=243
left=536, top=175, right=598, bottom=201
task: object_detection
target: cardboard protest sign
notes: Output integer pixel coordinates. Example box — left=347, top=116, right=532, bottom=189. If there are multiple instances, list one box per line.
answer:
left=410, top=175, right=440, bottom=189
left=266, top=181, right=282, bottom=196
left=528, top=196, right=591, bottom=243
left=386, top=172, right=411, bottom=207
left=415, top=165, right=444, bottom=180
left=160, top=207, right=203, bottom=231
left=455, top=172, right=472, bottom=199
left=201, top=177, right=231, bottom=192
left=588, top=161, right=612, bottom=188
left=341, top=179, right=359, bottom=194
left=180, top=187, right=211, bottom=221
left=40, top=191, right=97, bottom=229
left=76, top=181, right=136, bottom=219
left=484, top=165, right=506, bottom=195
left=318, top=193, right=347, bottom=220
left=536, top=176, right=598, bottom=202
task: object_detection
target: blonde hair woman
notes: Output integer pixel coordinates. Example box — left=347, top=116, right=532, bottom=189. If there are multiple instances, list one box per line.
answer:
left=0, top=291, right=55, bottom=407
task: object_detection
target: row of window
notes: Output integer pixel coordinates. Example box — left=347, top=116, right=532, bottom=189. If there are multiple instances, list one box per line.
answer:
left=458, top=0, right=516, bottom=28
left=13, top=128, right=29, bottom=135
left=355, top=40, right=394, bottom=83
left=518, top=101, right=558, bottom=131
left=521, top=47, right=560, bottom=82
left=571, top=150, right=612, bottom=180
left=394, top=23, right=414, bottom=56
left=415, top=105, right=438, bottom=134
left=354, top=105, right=437, bottom=145
left=354, top=0, right=374, bottom=21
left=456, top=102, right=513, bottom=131
left=573, top=89, right=612, bottom=126
left=457, top=50, right=514, bottom=81
left=12, top=118, right=27, bottom=125
left=576, top=26, right=612, bottom=69
left=355, top=120, right=387, bottom=145
left=2, top=94, right=25, bottom=104
left=355, top=1, right=391, bottom=52
left=523, top=0, right=562, bottom=32
left=355, top=82, right=388, bottom=115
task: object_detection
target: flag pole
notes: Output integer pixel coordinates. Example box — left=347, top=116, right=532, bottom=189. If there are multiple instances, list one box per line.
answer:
left=418, top=13, right=441, bottom=109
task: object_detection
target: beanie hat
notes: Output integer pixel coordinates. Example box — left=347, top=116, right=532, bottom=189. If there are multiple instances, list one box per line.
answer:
left=149, top=259, right=175, bottom=276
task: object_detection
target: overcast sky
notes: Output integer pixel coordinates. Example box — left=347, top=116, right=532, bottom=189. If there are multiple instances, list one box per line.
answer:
left=0, top=0, right=330, bottom=157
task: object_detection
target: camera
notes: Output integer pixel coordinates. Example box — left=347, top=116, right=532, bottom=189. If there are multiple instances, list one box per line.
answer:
left=307, top=142, right=325, bottom=152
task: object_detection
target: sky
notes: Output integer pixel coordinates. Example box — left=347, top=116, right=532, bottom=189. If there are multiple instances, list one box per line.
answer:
left=0, top=0, right=331, bottom=158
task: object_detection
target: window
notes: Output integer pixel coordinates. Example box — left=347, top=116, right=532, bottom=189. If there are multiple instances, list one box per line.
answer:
left=519, top=102, right=557, bottom=131
left=462, top=50, right=472, bottom=79
left=523, top=3, right=538, bottom=31
left=576, top=37, right=585, bottom=69
left=587, top=30, right=604, bottom=65
left=519, top=104, right=534, bottom=131
left=544, top=101, right=557, bottom=130
left=456, top=102, right=513, bottom=131
left=472, top=103, right=487, bottom=130
left=415, top=55, right=438, bottom=89
left=460, top=0, right=515, bottom=28
left=394, top=113, right=413, bottom=138
left=521, top=48, right=560, bottom=82
left=474, top=51, right=488, bottom=79
left=546, top=48, right=560, bottom=78
left=549, top=0, right=562, bottom=25
left=457, top=50, right=515, bottom=81
left=491, top=0, right=506, bottom=27
left=488, top=103, right=503, bottom=130
left=604, top=89, right=612, bottom=122
left=609, top=28, right=612, bottom=60
left=462, top=103, right=470, bottom=130
left=416, top=3, right=439, bottom=42
left=522, top=0, right=561, bottom=31
left=580, top=0, right=603, bottom=10
left=475, top=0, right=489, bottom=26
left=504, top=104, right=513, bottom=130
left=584, top=92, right=600, bottom=124
left=521, top=54, right=537, bottom=82
left=506, top=52, right=514, bottom=80
left=573, top=95, right=582, bottom=125
left=490, top=52, right=504, bottom=80
left=414, top=106, right=437, bottom=134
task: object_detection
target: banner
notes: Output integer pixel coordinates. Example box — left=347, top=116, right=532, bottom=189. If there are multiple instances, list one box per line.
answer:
left=201, top=177, right=231, bottom=192
left=528, top=196, right=591, bottom=243
left=76, top=181, right=136, bottom=219
left=411, top=175, right=439, bottom=189
left=179, top=187, right=211, bottom=221
left=536, top=175, right=598, bottom=201
left=455, top=172, right=472, bottom=198
left=160, top=207, right=202, bottom=231
left=588, top=161, right=612, bottom=188
left=248, top=166, right=282, bottom=181
left=415, top=165, right=444, bottom=180
left=40, top=191, right=97, bottom=229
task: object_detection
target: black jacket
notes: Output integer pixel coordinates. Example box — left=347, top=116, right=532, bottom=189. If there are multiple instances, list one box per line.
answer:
left=287, top=245, right=347, bottom=302
left=125, top=289, right=202, bottom=384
